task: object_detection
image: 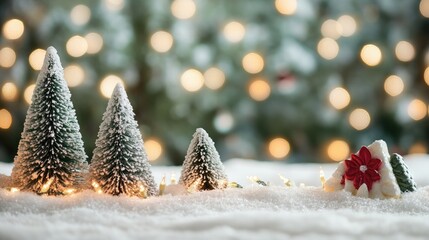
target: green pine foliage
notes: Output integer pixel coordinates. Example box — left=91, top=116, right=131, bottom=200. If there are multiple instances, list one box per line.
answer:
left=11, top=47, right=88, bottom=195
left=180, top=128, right=228, bottom=191
left=89, top=84, right=157, bottom=197
left=390, top=153, right=417, bottom=193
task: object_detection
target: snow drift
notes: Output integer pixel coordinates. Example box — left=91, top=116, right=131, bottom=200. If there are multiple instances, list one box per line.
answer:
left=1, top=156, right=429, bottom=240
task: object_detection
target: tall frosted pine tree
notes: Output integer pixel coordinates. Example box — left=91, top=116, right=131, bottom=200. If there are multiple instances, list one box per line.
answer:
left=89, top=84, right=157, bottom=197
left=180, top=128, right=228, bottom=191
left=11, top=47, right=87, bottom=195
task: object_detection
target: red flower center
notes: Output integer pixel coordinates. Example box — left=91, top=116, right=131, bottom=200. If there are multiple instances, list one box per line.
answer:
left=343, top=146, right=382, bottom=191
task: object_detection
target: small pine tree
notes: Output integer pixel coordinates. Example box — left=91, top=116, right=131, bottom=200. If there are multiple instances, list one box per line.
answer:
left=11, top=47, right=87, bottom=195
left=179, top=128, right=228, bottom=191
left=390, top=153, right=417, bottom=193
left=89, top=84, right=157, bottom=197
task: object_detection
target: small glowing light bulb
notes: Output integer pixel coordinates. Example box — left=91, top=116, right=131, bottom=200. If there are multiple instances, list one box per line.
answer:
left=320, top=167, right=326, bottom=187
left=159, top=176, right=166, bottom=196
left=63, top=188, right=76, bottom=195
left=40, top=178, right=54, bottom=193
left=170, top=174, right=177, bottom=184
left=92, top=180, right=100, bottom=188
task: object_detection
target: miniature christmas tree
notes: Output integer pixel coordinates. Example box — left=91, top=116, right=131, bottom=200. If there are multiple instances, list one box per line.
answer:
left=390, top=153, right=417, bottom=193
left=11, top=47, right=87, bottom=195
left=89, top=84, right=157, bottom=197
left=179, top=128, right=228, bottom=191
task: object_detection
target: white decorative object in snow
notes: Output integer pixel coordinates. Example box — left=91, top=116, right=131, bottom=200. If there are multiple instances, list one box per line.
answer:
left=89, top=84, right=157, bottom=197
left=179, top=128, right=228, bottom=191
left=324, top=140, right=401, bottom=199
left=356, top=183, right=369, bottom=198
left=367, top=140, right=401, bottom=198
left=11, top=47, right=87, bottom=195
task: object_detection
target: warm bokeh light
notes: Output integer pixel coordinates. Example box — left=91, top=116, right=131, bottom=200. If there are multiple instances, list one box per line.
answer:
left=2, top=19, right=24, bottom=40
left=349, top=108, right=371, bottom=130
left=395, top=41, right=415, bottom=62
left=317, top=38, right=339, bottom=60
left=321, top=19, right=342, bottom=39
left=171, top=0, right=196, bottom=19
left=100, top=75, right=124, bottom=98
left=274, top=0, right=297, bottom=15
left=242, top=52, right=264, bottom=74
left=24, top=84, right=35, bottom=104
left=384, top=75, right=404, bottom=97
left=85, top=32, right=104, bottom=54
left=326, top=139, right=350, bottom=162
left=64, top=65, right=85, bottom=87
left=70, top=5, right=91, bottom=26
left=329, top=87, right=351, bottom=110
left=1, top=82, right=18, bottom=101
left=0, top=47, right=16, bottom=68
left=223, top=21, right=245, bottom=43
left=104, top=0, right=125, bottom=11
left=29, top=48, right=46, bottom=70
left=180, top=69, right=204, bottom=92
left=0, top=109, right=12, bottom=129
left=360, top=44, right=382, bottom=66
left=66, top=35, right=88, bottom=57
left=204, top=67, right=225, bottom=90
left=408, top=99, right=426, bottom=121
left=268, top=137, right=291, bottom=159
left=420, top=0, right=429, bottom=18
left=409, top=142, right=427, bottom=154
left=248, top=79, right=271, bottom=101
left=150, top=31, right=174, bottom=53
left=337, top=15, right=357, bottom=37
left=144, top=138, right=163, bottom=161
left=425, top=67, right=429, bottom=86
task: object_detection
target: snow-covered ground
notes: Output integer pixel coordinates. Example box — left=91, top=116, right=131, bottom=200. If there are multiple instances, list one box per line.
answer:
left=1, top=156, right=429, bottom=240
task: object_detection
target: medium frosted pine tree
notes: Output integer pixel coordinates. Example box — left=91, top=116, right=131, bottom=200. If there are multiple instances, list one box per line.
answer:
left=11, top=47, right=87, bottom=195
left=180, top=128, right=228, bottom=191
left=89, top=84, right=157, bottom=197
left=390, top=153, right=417, bottom=193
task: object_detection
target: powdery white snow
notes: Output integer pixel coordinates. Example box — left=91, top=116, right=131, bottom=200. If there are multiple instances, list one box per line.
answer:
left=1, top=156, right=429, bottom=240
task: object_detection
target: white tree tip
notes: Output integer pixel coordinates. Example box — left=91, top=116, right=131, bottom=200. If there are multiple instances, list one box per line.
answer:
left=46, top=46, right=57, bottom=54
left=112, top=83, right=126, bottom=96
left=114, top=83, right=125, bottom=91
left=195, top=128, right=208, bottom=135
left=40, top=46, right=62, bottom=74
left=109, top=83, right=128, bottom=104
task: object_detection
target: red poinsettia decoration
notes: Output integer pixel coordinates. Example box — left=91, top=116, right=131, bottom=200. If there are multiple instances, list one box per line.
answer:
left=343, top=146, right=382, bottom=191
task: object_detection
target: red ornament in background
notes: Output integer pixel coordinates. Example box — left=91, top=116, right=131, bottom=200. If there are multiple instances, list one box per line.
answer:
left=276, top=71, right=297, bottom=94
left=276, top=71, right=296, bottom=83
left=343, top=146, right=382, bottom=191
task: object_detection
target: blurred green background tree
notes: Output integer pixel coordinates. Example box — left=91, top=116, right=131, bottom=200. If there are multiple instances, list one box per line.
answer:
left=1, top=0, right=429, bottom=165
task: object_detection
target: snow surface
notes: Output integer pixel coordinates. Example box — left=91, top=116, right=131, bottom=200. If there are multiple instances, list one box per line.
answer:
left=1, top=155, right=429, bottom=240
